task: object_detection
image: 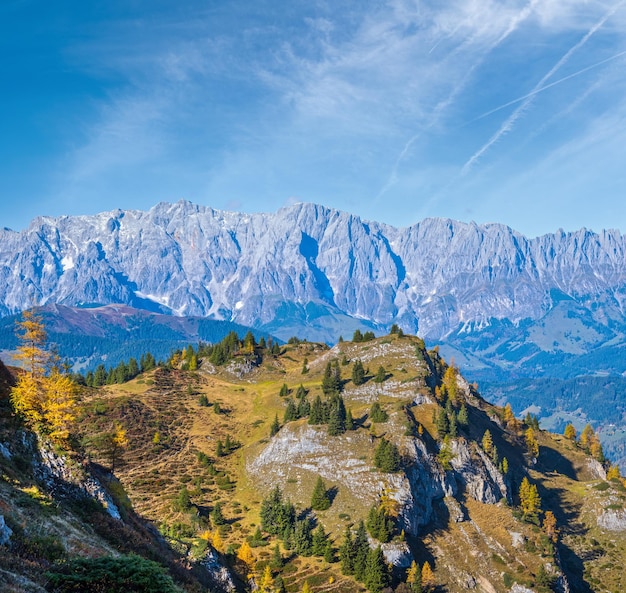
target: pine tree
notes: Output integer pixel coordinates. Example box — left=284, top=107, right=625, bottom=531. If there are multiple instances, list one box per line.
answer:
left=312, top=523, right=328, bottom=556
left=296, top=384, right=307, bottom=399
left=353, top=520, right=369, bottom=580
left=352, top=359, right=366, bottom=385
left=374, top=366, right=387, bottom=383
left=270, top=414, right=280, bottom=437
left=283, top=398, right=298, bottom=422
left=309, top=395, right=325, bottom=425
left=339, top=525, right=355, bottom=575
left=370, top=402, right=388, bottom=423
left=311, top=476, right=332, bottom=511
left=374, top=438, right=401, bottom=472
left=216, top=439, right=224, bottom=457
left=270, top=543, right=283, bottom=570
left=279, top=383, right=289, bottom=397
left=323, top=540, right=335, bottom=563
left=293, top=518, right=313, bottom=556
left=353, top=329, right=363, bottom=342
left=435, top=408, right=449, bottom=438
left=457, top=403, right=469, bottom=428
left=364, top=545, right=390, bottom=593
left=211, top=501, right=225, bottom=525
left=327, top=395, right=346, bottom=436
left=297, top=396, right=311, bottom=418
left=346, top=408, right=355, bottom=431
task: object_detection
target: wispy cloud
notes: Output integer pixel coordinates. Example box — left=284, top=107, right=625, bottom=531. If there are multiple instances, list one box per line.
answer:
left=462, top=0, right=626, bottom=174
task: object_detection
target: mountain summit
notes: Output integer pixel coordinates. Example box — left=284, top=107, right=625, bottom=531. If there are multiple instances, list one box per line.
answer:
left=1, top=200, right=625, bottom=349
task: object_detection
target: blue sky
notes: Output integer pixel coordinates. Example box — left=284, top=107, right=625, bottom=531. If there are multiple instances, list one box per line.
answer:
left=1, top=0, right=625, bottom=237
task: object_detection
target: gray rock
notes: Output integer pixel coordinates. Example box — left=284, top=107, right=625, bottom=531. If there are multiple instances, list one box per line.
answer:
left=510, top=585, right=535, bottom=593
left=198, top=549, right=236, bottom=592
left=0, top=442, right=11, bottom=459
left=597, top=508, right=626, bottom=531
left=0, top=514, right=13, bottom=545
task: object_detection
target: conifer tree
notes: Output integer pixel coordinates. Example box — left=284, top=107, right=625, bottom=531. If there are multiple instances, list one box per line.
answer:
left=339, top=525, right=355, bottom=575
left=296, top=384, right=307, bottom=399
left=435, top=408, right=449, bottom=438
left=293, top=518, right=313, bottom=556
left=421, top=561, right=436, bottom=592
left=279, top=383, right=289, bottom=397
left=370, top=402, right=389, bottom=423
left=297, top=396, right=311, bottom=418
left=309, top=395, right=325, bottom=425
left=481, top=429, right=494, bottom=455
left=525, top=427, right=539, bottom=458
left=312, top=523, right=329, bottom=556
left=406, top=560, right=422, bottom=592
left=311, top=476, right=332, bottom=510
left=346, top=408, right=355, bottom=431
left=374, top=438, right=401, bottom=472
left=327, top=395, right=346, bottom=436
left=270, top=414, right=280, bottom=437
left=259, top=565, right=273, bottom=593
left=374, top=366, right=387, bottom=383
left=323, top=540, right=335, bottom=563
left=352, top=359, right=366, bottom=385
left=543, top=510, right=558, bottom=543
left=237, top=541, right=254, bottom=566
left=211, top=501, right=226, bottom=525
left=364, top=545, right=390, bottom=593
left=519, top=477, right=541, bottom=522
left=270, top=543, right=283, bottom=570
left=353, top=520, right=369, bottom=579
left=283, top=399, right=298, bottom=422
left=457, top=403, right=469, bottom=428
left=564, top=423, right=577, bottom=440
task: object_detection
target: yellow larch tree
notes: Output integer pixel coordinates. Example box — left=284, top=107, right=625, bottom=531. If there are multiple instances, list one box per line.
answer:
left=11, top=311, right=78, bottom=444
left=525, top=427, right=539, bottom=458
left=542, top=510, right=558, bottom=543
left=564, top=423, right=577, bottom=441
left=237, top=540, right=255, bottom=566
left=259, top=565, right=274, bottom=593
left=421, top=561, right=436, bottom=591
left=519, top=477, right=541, bottom=521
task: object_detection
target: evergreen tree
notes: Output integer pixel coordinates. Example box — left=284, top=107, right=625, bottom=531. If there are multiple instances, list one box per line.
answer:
left=270, top=543, right=283, bottom=570
left=352, top=359, right=366, bottom=385
left=283, top=398, right=298, bottom=422
left=364, top=546, right=390, bottom=593
left=448, top=412, right=458, bottom=437
left=435, top=408, right=449, bottom=438
left=366, top=503, right=394, bottom=543
left=301, top=358, right=309, bottom=374
left=296, top=384, right=307, bottom=399
left=297, top=396, right=311, bottom=418
left=346, top=408, right=355, bottom=431
left=211, top=502, right=225, bottom=525
left=353, top=520, right=369, bottom=579
left=293, top=518, right=314, bottom=556
left=309, top=395, right=325, bottom=425
left=374, top=438, right=401, bottom=472
left=370, top=402, right=389, bottom=423
left=311, top=523, right=329, bottom=556
left=270, top=414, right=280, bottom=437
left=339, top=525, right=355, bottom=575
left=327, top=394, right=347, bottom=436
left=323, top=540, right=335, bottom=563
left=279, top=383, right=289, bottom=397
left=374, top=366, right=387, bottom=383
left=353, top=329, right=363, bottom=342
left=457, top=403, right=469, bottom=427
left=311, top=476, right=332, bottom=511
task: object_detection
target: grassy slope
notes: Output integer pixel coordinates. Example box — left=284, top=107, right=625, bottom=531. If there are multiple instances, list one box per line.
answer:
left=35, top=335, right=626, bottom=592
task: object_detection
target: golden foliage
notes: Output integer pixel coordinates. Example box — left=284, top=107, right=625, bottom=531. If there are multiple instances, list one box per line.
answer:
left=525, top=427, right=539, bottom=458
left=421, top=561, right=436, bottom=591
left=237, top=540, right=254, bottom=566
left=543, top=510, right=558, bottom=543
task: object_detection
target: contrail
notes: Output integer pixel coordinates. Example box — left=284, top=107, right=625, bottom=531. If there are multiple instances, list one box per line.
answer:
left=375, top=0, right=539, bottom=201
left=468, top=48, right=626, bottom=124
left=462, top=0, right=626, bottom=174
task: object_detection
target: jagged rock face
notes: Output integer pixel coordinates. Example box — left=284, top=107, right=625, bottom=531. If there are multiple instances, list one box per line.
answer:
left=597, top=509, right=626, bottom=531
left=0, top=513, right=13, bottom=545
left=1, top=201, right=625, bottom=341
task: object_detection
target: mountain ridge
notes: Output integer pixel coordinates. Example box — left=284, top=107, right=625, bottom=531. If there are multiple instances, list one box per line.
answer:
left=2, top=200, right=625, bottom=346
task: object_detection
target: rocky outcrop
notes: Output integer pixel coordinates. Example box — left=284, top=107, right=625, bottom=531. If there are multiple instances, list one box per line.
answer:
left=0, top=514, right=13, bottom=545
left=198, top=549, right=237, bottom=592
left=34, top=436, right=121, bottom=520
left=597, top=508, right=626, bottom=531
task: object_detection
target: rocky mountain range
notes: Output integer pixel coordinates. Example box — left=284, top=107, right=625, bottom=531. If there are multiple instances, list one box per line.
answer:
left=2, top=200, right=625, bottom=354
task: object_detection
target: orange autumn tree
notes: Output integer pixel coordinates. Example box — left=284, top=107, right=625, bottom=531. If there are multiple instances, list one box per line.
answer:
left=11, top=311, right=77, bottom=444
